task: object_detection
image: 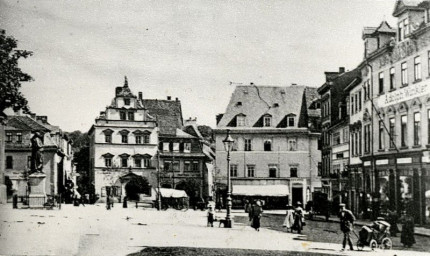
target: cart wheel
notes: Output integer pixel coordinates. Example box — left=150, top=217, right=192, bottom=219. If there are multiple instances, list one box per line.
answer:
left=369, top=239, right=378, bottom=251
left=380, top=238, right=392, bottom=250
left=356, top=241, right=364, bottom=251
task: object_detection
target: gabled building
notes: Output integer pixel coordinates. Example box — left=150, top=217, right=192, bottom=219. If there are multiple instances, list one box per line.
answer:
left=89, top=78, right=215, bottom=204
left=214, top=84, right=321, bottom=209
left=88, top=79, right=159, bottom=202
left=4, top=113, right=73, bottom=201
left=352, top=0, right=430, bottom=223
left=317, top=68, right=361, bottom=214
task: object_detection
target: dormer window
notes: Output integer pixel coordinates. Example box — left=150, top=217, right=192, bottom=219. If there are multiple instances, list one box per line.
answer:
left=398, top=18, right=409, bottom=41
left=288, top=116, right=295, bottom=127
left=263, top=115, right=272, bottom=127
left=237, top=115, right=246, bottom=127
left=236, top=102, right=242, bottom=106
left=124, top=98, right=130, bottom=106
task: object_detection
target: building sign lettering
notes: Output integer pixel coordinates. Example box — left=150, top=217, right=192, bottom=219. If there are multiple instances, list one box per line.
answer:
left=378, top=81, right=430, bottom=108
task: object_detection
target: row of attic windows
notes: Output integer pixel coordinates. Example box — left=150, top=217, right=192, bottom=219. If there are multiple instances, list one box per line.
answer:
left=103, top=129, right=151, bottom=144
left=230, top=114, right=295, bottom=127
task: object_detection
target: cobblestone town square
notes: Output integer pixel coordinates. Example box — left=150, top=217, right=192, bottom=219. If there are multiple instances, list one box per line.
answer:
left=1, top=204, right=429, bottom=256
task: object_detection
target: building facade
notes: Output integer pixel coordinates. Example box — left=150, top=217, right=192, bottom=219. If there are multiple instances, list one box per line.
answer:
left=4, top=113, right=73, bottom=200
left=214, top=84, right=321, bottom=209
left=89, top=78, right=214, bottom=203
left=318, top=68, right=361, bottom=213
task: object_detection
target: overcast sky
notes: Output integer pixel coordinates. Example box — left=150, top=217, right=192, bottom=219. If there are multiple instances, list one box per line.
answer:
left=1, top=0, right=397, bottom=132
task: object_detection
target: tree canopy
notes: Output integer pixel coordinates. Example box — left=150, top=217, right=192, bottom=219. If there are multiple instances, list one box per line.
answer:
left=0, top=29, right=33, bottom=115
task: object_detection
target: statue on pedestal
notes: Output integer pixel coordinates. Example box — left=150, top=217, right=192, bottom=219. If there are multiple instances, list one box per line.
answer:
left=30, top=131, right=44, bottom=174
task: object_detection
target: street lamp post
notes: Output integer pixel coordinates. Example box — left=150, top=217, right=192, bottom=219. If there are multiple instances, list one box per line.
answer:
left=223, top=129, right=234, bottom=228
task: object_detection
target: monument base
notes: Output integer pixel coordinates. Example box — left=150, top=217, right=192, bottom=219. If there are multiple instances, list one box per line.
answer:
left=28, top=173, right=46, bottom=208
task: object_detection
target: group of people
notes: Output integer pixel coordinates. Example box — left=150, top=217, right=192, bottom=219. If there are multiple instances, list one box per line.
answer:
left=282, top=202, right=305, bottom=233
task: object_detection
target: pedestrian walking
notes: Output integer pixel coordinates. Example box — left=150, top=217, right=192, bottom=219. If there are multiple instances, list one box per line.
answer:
left=207, top=205, right=214, bottom=227
left=338, top=203, right=355, bottom=251
left=251, top=200, right=263, bottom=231
left=292, top=201, right=304, bottom=234
left=400, top=213, right=415, bottom=248
left=282, top=204, right=295, bottom=232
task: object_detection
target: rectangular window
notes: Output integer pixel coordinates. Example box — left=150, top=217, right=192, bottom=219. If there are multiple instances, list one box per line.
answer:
left=288, top=138, right=297, bottom=151
left=163, top=142, right=170, bottom=152
left=128, top=112, right=134, bottom=121
left=173, top=143, right=180, bottom=152
left=269, top=164, right=277, bottom=178
left=414, top=56, right=421, bottom=81
left=192, top=161, right=199, bottom=172
left=343, top=128, right=349, bottom=143
left=121, top=158, right=128, bottom=167
left=428, top=51, right=430, bottom=76
left=247, top=165, right=255, bottom=177
left=164, top=161, right=171, bottom=171
left=184, top=143, right=191, bottom=153
left=333, top=132, right=340, bottom=145
left=389, top=118, right=395, bottom=148
left=143, top=158, right=150, bottom=168
left=105, top=158, right=112, bottom=167
left=351, top=132, right=355, bottom=156
left=355, top=94, right=358, bottom=113
left=244, top=139, right=252, bottom=151
left=390, top=67, right=395, bottom=90
left=398, top=18, right=409, bottom=41
left=358, top=91, right=362, bottom=111
left=401, top=115, right=408, bottom=147
left=290, top=167, right=298, bottom=178
left=428, top=109, right=430, bottom=144
left=6, top=132, right=12, bottom=142
left=366, top=79, right=370, bottom=99
left=351, top=96, right=354, bottom=115
left=124, top=98, right=130, bottom=105
left=134, top=158, right=141, bottom=168
left=288, top=117, right=295, bottom=127
left=363, top=82, right=367, bottom=100
left=27, top=156, right=31, bottom=168
left=6, top=156, right=13, bottom=169
left=401, top=62, right=408, bottom=85
left=379, top=72, right=384, bottom=94
left=264, top=140, right=272, bottom=151
left=414, top=112, right=421, bottom=145
left=358, top=131, right=362, bottom=154
left=230, top=164, right=238, bottom=177
left=237, top=115, right=245, bottom=127
left=121, top=134, right=128, bottom=143
left=263, top=116, right=271, bottom=127
left=379, top=120, right=385, bottom=150
left=16, top=133, right=22, bottom=143
left=364, top=125, right=371, bottom=153
left=184, top=161, right=191, bottom=172
left=143, top=135, right=150, bottom=144
left=120, top=111, right=126, bottom=120
left=135, top=135, right=142, bottom=144
left=105, top=134, right=112, bottom=143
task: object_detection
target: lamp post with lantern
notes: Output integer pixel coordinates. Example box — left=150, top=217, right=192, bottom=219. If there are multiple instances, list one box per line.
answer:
left=223, top=129, right=234, bottom=228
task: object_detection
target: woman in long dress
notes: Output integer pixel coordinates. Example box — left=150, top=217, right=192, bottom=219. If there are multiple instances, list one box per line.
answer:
left=283, top=204, right=295, bottom=232
left=401, top=214, right=416, bottom=248
left=251, top=200, right=263, bottom=231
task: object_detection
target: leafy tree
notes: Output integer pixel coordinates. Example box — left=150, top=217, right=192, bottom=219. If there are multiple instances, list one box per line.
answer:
left=0, top=29, right=33, bottom=115
left=176, top=178, right=201, bottom=199
left=125, top=176, right=151, bottom=200
left=66, top=131, right=89, bottom=152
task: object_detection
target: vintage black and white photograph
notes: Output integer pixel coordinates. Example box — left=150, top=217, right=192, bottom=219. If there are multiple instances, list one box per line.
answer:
left=1, top=0, right=430, bottom=255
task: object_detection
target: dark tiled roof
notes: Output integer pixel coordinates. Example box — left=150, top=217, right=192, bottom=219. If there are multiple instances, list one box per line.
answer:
left=217, top=85, right=306, bottom=128
left=141, top=99, right=183, bottom=135
left=6, top=116, right=50, bottom=132
left=304, top=87, right=320, bottom=118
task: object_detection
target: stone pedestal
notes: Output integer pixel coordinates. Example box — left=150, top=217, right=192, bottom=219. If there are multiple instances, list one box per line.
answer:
left=28, top=173, right=46, bottom=208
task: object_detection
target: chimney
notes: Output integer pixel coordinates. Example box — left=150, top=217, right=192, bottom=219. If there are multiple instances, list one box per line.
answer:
left=36, top=116, right=47, bottom=124
left=14, top=109, right=23, bottom=116
left=175, top=97, right=179, bottom=101
left=138, top=92, right=142, bottom=100
left=29, top=113, right=36, bottom=119
left=291, top=83, right=297, bottom=86
left=167, top=96, right=171, bottom=100
left=339, top=67, right=345, bottom=73
left=250, top=82, right=254, bottom=85
left=185, top=117, right=197, bottom=126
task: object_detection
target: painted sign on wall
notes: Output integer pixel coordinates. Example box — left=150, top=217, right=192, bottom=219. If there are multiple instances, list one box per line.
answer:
left=378, top=81, right=429, bottom=108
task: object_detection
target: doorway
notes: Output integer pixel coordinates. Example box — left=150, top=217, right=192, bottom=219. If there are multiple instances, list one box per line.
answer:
left=292, top=187, right=303, bottom=206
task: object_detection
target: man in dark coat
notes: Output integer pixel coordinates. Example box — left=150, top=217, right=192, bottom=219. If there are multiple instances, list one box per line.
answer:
left=338, top=203, right=355, bottom=251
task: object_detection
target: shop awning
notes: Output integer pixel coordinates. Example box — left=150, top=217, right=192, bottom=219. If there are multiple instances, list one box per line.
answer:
left=158, top=188, right=188, bottom=198
left=232, top=185, right=289, bottom=197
